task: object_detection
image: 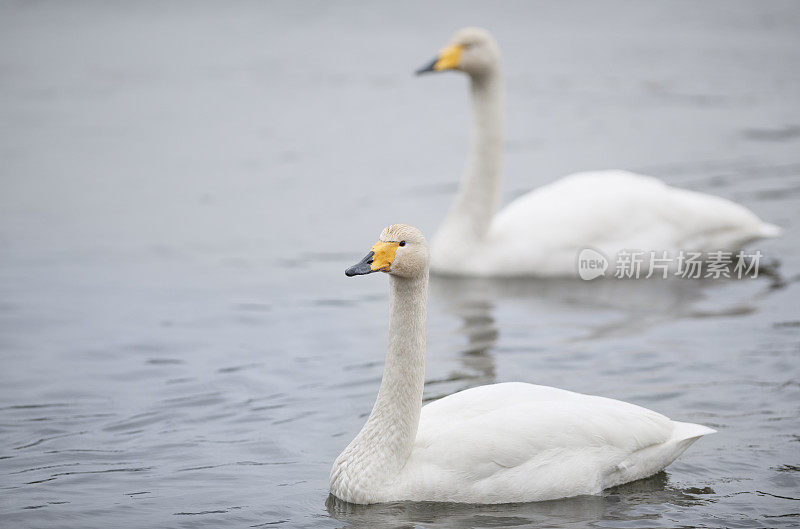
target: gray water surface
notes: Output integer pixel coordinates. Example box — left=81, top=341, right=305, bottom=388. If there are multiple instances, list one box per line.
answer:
left=1, top=2, right=799, bottom=527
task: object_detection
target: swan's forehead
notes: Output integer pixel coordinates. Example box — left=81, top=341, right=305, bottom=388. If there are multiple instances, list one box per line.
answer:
left=450, top=27, right=492, bottom=47
left=379, top=224, right=425, bottom=243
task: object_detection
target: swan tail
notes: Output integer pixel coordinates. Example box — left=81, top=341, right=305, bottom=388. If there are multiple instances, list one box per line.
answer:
left=758, top=222, right=782, bottom=239
left=670, top=420, right=716, bottom=442
left=605, top=421, right=714, bottom=489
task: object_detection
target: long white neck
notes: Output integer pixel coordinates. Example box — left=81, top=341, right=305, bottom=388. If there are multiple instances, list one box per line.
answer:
left=330, top=272, right=428, bottom=503
left=437, top=68, right=505, bottom=241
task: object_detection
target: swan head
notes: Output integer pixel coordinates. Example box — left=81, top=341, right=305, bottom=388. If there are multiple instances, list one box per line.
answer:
left=416, top=27, right=500, bottom=77
left=345, top=224, right=429, bottom=279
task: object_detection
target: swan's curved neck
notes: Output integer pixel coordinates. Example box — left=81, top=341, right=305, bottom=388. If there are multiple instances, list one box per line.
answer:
left=440, top=68, right=505, bottom=240
left=330, top=273, right=428, bottom=501
left=369, top=274, right=427, bottom=455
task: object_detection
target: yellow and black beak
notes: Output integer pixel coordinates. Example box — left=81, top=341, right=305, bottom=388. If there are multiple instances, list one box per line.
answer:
left=415, top=44, right=462, bottom=75
left=345, top=241, right=400, bottom=277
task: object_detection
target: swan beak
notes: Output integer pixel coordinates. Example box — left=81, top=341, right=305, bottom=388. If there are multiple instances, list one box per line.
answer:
left=345, top=241, right=400, bottom=277
left=415, top=44, right=462, bottom=74
left=345, top=251, right=375, bottom=276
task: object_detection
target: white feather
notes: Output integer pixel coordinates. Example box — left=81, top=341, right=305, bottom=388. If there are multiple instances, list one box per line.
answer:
left=378, top=382, right=712, bottom=503
left=463, top=170, right=780, bottom=277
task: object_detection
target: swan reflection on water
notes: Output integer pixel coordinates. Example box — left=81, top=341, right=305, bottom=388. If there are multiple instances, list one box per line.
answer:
left=325, top=472, right=715, bottom=529
left=424, top=272, right=781, bottom=399
left=431, top=273, right=780, bottom=342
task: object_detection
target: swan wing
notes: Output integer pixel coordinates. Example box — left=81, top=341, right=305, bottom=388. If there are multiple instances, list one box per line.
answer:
left=400, top=382, right=709, bottom=503
left=481, top=170, right=777, bottom=275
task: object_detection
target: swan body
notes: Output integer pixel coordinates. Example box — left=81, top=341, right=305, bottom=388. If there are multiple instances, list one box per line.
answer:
left=438, top=170, right=781, bottom=277
left=331, top=224, right=715, bottom=505
left=418, top=28, right=780, bottom=278
left=349, top=382, right=713, bottom=504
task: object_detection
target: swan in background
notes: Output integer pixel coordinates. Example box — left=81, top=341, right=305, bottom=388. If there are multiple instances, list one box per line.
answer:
left=329, top=224, right=714, bottom=505
left=417, top=27, right=781, bottom=277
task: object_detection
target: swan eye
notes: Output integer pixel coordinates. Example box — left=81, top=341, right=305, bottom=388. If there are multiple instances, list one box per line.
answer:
left=399, top=241, right=406, bottom=247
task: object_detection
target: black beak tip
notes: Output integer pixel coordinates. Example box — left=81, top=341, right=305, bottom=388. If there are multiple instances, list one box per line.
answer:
left=415, top=58, right=438, bottom=76
left=345, top=251, right=375, bottom=277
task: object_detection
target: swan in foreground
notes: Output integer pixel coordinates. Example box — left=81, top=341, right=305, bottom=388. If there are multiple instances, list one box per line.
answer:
left=417, top=28, right=780, bottom=277
left=329, top=224, right=715, bottom=504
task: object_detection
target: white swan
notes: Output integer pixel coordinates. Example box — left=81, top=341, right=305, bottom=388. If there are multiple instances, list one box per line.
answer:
left=417, top=28, right=780, bottom=277
left=330, top=224, right=715, bottom=505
